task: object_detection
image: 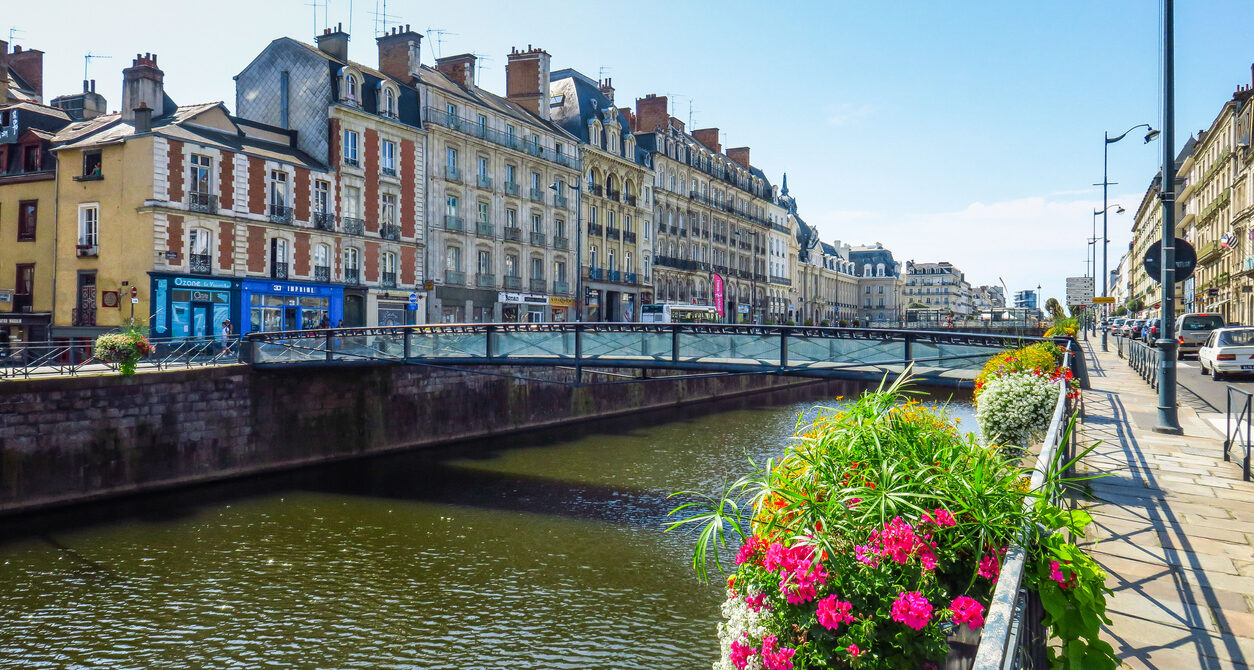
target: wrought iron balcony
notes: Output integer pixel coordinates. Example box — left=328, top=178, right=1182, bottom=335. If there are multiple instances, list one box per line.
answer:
left=769, top=276, right=792, bottom=287
left=382, top=166, right=397, bottom=177
left=344, top=268, right=362, bottom=285
left=76, top=243, right=98, bottom=258
left=271, top=262, right=289, bottom=279
left=314, top=265, right=331, bottom=282
left=609, top=270, right=622, bottom=283
left=422, top=106, right=582, bottom=170
left=554, top=280, right=570, bottom=294
left=188, top=192, right=217, bottom=214
left=625, top=194, right=638, bottom=207
left=606, top=190, right=621, bottom=202
left=554, top=194, right=568, bottom=208
left=446, top=166, right=462, bottom=182
left=444, top=216, right=466, bottom=232
left=381, top=224, right=401, bottom=240
left=477, top=174, right=493, bottom=189
left=530, top=232, right=547, bottom=246
left=476, top=272, right=496, bottom=287
left=445, top=270, right=466, bottom=286
left=504, top=182, right=521, bottom=196
left=587, top=223, right=603, bottom=236
left=313, top=211, right=336, bottom=231
left=607, top=227, right=621, bottom=240
left=72, top=307, right=96, bottom=327
left=504, top=275, right=523, bottom=289
left=588, top=267, right=605, bottom=280
left=344, top=156, right=360, bottom=168
left=343, top=217, right=365, bottom=236
left=624, top=272, right=638, bottom=285
left=268, top=204, right=294, bottom=224
left=530, top=278, right=547, bottom=293
left=381, top=272, right=398, bottom=289
left=476, top=221, right=495, bottom=237
left=554, top=236, right=569, bottom=250
left=504, top=227, right=523, bottom=242
left=190, top=253, right=212, bottom=275
left=623, top=231, right=637, bottom=244
left=590, top=184, right=604, bottom=197
left=529, top=187, right=545, bottom=202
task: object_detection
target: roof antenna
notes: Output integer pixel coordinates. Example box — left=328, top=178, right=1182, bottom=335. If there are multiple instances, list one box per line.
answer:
left=8, top=27, right=24, bottom=44
left=305, top=0, right=327, bottom=35
left=369, top=0, right=401, bottom=36
left=84, top=52, right=113, bottom=84
left=471, top=52, right=493, bottom=86
left=426, top=28, right=457, bottom=60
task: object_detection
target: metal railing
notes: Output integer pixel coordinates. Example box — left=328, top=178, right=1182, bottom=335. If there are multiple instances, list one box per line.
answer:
left=1225, top=386, right=1253, bottom=481
left=343, top=217, right=365, bottom=236
left=973, top=347, right=1078, bottom=669
left=190, top=253, right=212, bottom=275
left=381, top=224, right=401, bottom=240
left=313, top=211, right=337, bottom=231
left=268, top=204, right=294, bottom=224
left=188, top=192, right=218, bottom=214
left=1123, top=337, right=1160, bottom=389
left=1, top=335, right=244, bottom=381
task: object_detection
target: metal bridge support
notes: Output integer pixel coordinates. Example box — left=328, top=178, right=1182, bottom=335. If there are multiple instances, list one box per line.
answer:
left=573, top=323, right=583, bottom=385
left=325, top=330, right=334, bottom=362
left=779, top=328, right=790, bottom=372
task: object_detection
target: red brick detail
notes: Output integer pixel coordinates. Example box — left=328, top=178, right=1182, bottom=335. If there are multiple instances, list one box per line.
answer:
left=692, top=128, right=721, bottom=154
left=727, top=147, right=751, bottom=170
left=246, top=225, right=266, bottom=273
left=167, top=140, right=185, bottom=203
left=167, top=214, right=185, bottom=263
left=218, top=221, right=234, bottom=270
left=364, top=129, right=379, bottom=233
left=364, top=241, right=380, bottom=282
left=220, top=151, right=235, bottom=210
left=634, top=95, right=669, bottom=134
left=401, top=139, right=417, bottom=239
left=328, top=119, right=341, bottom=173
left=293, top=231, right=311, bottom=276
left=401, top=245, right=417, bottom=286
left=247, top=157, right=266, bottom=215
left=334, top=237, right=343, bottom=277
left=293, top=167, right=311, bottom=221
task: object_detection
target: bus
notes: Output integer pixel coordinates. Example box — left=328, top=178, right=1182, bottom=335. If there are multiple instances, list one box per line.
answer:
left=641, top=304, right=720, bottom=324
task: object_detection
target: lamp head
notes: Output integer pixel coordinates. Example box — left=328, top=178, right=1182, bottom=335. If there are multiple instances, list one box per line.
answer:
left=1144, top=128, right=1160, bottom=143
left=549, top=182, right=559, bottom=192
left=1116, top=206, right=1126, bottom=214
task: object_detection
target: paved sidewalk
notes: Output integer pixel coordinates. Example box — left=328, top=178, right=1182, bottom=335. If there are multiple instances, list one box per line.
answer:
left=1079, top=341, right=1254, bottom=669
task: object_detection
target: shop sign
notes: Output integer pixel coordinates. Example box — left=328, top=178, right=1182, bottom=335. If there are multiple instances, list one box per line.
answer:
left=243, top=279, right=338, bottom=297
left=738, top=304, right=750, bottom=314
left=549, top=296, right=575, bottom=307
left=174, top=277, right=233, bottom=290
left=0, top=289, right=12, bottom=303
left=498, top=292, right=549, bottom=305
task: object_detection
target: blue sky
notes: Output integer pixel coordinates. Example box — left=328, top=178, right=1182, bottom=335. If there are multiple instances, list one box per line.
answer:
left=8, top=0, right=1254, bottom=306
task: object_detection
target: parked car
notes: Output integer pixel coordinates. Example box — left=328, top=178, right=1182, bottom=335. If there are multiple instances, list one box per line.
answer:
left=1122, top=319, right=1144, bottom=338
left=1110, top=318, right=1126, bottom=335
left=1140, top=318, right=1161, bottom=342
left=1175, top=312, right=1225, bottom=359
left=1198, top=327, right=1254, bottom=381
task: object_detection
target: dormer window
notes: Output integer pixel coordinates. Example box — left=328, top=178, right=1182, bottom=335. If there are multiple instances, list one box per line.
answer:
left=382, top=88, right=397, bottom=118
left=344, top=73, right=359, bottom=103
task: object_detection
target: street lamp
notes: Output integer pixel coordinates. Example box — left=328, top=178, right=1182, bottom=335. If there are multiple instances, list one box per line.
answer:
left=550, top=179, right=583, bottom=322
left=1098, top=124, right=1158, bottom=351
left=1092, top=204, right=1125, bottom=337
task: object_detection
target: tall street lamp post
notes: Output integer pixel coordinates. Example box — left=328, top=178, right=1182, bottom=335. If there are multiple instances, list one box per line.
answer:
left=1099, top=126, right=1159, bottom=350
left=1155, top=0, right=1182, bottom=434
left=551, top=180, right=583, bottom=322
left=1093, top=205, right=1125, bottom=338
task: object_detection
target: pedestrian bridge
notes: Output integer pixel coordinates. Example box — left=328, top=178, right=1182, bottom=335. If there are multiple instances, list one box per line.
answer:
left=245, top=323, right=1065, bottom=387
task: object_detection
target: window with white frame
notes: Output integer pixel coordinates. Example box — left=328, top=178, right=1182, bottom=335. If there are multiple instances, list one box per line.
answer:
left=345, top=74, right=359, bottom=103
left=269, top=170, right=288, bottom=212
left=314, top=243, right=330, bottom=269
left=383, top=251, right=397, bottom=275
left=446, top=246, right=463, bottom=272
left=343, top=130, right=359, bottom=165
left=382, top=140, right=396, bottom=174
left=531, top=212, right=543, bottom=234
left=383, top=88, right=396, bottom=117
left=189, top=227, right=211, bottom=256
left=590, top=245, right=598, bottom=268
left=315, top=180, right=330, bottom=214
left=189, top=154, right=212, bottom=197
left=382, top=194, right=397, bottom=226
left=530, top=256, right=543, bottom=280
left=344, top=247, right=360, bottom=271
left=78, top=204, right=98, bottom=248
left=554, top=260, right=567, bottom=283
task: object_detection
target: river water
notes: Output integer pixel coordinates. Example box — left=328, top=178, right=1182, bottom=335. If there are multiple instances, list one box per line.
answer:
left=0, top=383, right=973, bottom=669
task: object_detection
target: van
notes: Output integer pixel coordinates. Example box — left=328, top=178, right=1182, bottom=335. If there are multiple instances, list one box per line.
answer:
left=1175, top=312, right=1225, bottom=359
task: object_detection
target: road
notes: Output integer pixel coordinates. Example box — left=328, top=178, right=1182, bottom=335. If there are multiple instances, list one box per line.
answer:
left=1102, top=333, right=1254, bottom=416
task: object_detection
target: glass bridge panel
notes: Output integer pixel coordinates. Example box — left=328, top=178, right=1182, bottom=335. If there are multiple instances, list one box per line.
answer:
left=407, top=331, right=487, bottom=358
left=493, top=330, right=575, bottom=359
left=254, top=336, right=327, bottom=363
left=582, top=330, right=671, bottom=361
left=909, top=341, right=1007, bottom=374
left=677, top=333, right=779, bottom=366
left=786, top=335, right=906, bottom=370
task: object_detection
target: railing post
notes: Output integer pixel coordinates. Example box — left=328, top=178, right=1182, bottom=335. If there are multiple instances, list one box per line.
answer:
left=326, top=329, right=334, bottom=362
left=574, top=323, right=583, bottom=385
left=403, top=327, right=412, bottom=360
left=1246, top=396, right=1252, bottom=482
left=779, top=327, right=789, bottom=369
left=671, top=324, right=680, bottom=365
left=1226, top=388, right=1233, bottom=462
left=903, top=332, right=913, bottom=364
left=484, top=324, right=495, bottom=360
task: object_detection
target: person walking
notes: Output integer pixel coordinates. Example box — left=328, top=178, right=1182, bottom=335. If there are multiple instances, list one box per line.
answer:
left=220, top=318, right=233, bottom=353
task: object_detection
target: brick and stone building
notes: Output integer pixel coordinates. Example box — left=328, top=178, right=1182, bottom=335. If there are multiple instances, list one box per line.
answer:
left=849, top=243, right=905, bottom=324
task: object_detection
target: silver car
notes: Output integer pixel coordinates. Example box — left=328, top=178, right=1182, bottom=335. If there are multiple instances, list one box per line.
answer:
left=1176, top=313, right=1225, bottom=359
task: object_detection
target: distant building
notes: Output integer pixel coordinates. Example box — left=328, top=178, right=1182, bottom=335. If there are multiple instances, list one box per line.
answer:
left=903, top=261, right=967, bottom=314
left=1014, top=290, right=1038, bottom=311
left=971, top=285, right=1006, bottom=311
left=849, top=243, right=904, bottom=324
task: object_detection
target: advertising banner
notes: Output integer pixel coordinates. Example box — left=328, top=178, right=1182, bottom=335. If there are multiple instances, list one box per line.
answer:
left=712, top=274, right=725, bottom=317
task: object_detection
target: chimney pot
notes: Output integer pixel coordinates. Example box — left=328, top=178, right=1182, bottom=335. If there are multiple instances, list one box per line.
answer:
left=505, top=45, right=552, bottom=120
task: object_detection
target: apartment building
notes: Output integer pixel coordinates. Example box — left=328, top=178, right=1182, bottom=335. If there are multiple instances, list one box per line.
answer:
left=903, top=261, right=967, bottom=313
left=849, top=243, right=905, bottom=324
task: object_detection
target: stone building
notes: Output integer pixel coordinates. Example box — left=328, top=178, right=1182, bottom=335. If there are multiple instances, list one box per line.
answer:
left=903, top=261, right=967, bottom=315
left=849, top=243, right=905, bottom=324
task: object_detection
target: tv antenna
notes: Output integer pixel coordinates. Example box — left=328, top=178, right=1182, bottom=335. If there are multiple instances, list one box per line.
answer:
left=470, top=52, right=493, bottom=86
left=8, top=27, right=24, bottom=44
left=84, top=52, right=112, bottom=82
left=369, top=0, right=401, bottom=36
left=426, top=27, right=457, bottom=60
left=305, top=0, right=328, bottom=35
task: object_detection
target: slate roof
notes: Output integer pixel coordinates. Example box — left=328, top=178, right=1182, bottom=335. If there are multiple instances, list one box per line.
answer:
left=548, top=68, right=647, bottom=166
left=848, top=247, right=899, bottom=276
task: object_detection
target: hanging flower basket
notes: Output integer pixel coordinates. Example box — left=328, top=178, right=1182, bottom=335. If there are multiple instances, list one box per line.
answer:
left=94, top=330, right=155, bottom=376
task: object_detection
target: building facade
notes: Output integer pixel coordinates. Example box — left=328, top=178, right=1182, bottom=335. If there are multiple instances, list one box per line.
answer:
left=850, top=243, right=904, bottom=325
left=903, top=261, right=966, bottom=314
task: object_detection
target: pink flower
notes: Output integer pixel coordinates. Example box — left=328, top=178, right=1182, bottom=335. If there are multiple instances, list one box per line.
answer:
left=780, top=561, right=826, bottom=604
left=761, top=635, right=797, bottom=670
left=846, top=497, right=863, bottom=508
left=848, top=643, right=863, bottom=658
left=854, top=543, right=879, bottom=567
left=890, top=591, right=933, bottom=630
left=918, top=544, right=938, bottom=571
left=816, top=595, right=856, bottom=631
left=978, top=554, right=1000, bottom=580
left=729, top=637, right=756, bottom=670
left=1049, top=560, right=1074, bottom=588
left=950, top=596, right=986, bottom=629
left=879, top=516, right=917, bottom=564
left=745, top=593, right=771, bottom=612
left=736, top=536, right=766, bottom=565
left=922, top=508, right=957, bottom=527
left=763, top=542, right=791, bottom=573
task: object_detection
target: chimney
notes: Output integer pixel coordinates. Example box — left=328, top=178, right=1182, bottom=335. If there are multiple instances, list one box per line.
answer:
left=692, top=128, right=721, bottom=153
left=435, top=54, right=477, bottom=90
left=133, top=102, right=153, bottom=134
left=376, top=24, right=422, bottom=81
left=122, top=53, right=164, bottom=122
left=668, top=117, right=684, bottom=133
left=505, top=45, right=552, bottom=120
left=633, top=94, right=668, bottom=134
left=597, top=77, right=614, bottom=105
left=727, top=146, right=751, bottom=169
left=51, top=79, right=108, bottom=120
left=316, top=23, right=350, bottom=62
left=0, top=40, right=9, bottom=106
left=8, top=44, right=43, bottom=102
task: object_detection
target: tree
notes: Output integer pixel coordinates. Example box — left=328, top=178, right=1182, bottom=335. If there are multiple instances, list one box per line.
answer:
left=1044, top=298, right=1066, bottom=321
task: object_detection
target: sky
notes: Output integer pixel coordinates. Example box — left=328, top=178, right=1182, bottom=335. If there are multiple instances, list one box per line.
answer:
left=7, top=0, right=1254, bottom=307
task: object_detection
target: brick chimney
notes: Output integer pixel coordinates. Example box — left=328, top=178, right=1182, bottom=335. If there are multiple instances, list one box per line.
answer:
left=316, top=23, right=350, bottom=62
left=122, top=53, right=164, bottom=122
left=51, top=79, right=108, bottom=120
left=436, top=54, right=476, bottom=90
left=505, top=45, right=551, bottom=120
left=0, top=40, right=9, bottom=106
left=633, top=94, right=668, bottom=134
left=692, top=128, right=720, bottom=153
left=598, top=77, right=614, bottom=105
left=727, top=146, right=751, bottom=169
left=377, top=24, right=422, bottom=81
left=8, top=44, right=43, bottom=102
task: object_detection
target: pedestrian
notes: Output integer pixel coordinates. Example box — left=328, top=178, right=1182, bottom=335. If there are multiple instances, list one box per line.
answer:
left=221, top=318, right=233, bottom=353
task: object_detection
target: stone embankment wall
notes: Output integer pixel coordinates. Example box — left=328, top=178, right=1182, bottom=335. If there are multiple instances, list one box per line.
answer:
left=0, top=364, right=852, bottom=515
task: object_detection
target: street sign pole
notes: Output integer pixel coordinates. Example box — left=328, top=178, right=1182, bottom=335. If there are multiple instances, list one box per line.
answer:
left=1156, top=0, right=1182, bottom=435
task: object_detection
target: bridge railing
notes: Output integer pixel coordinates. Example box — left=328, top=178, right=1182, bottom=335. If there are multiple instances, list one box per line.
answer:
left=0, top=336, right=242, bottom=381
left=245, top=323, right=1065, bottom=382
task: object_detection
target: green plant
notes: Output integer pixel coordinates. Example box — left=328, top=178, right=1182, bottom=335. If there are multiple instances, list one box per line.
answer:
left=94, top=326, right=155, bottom=376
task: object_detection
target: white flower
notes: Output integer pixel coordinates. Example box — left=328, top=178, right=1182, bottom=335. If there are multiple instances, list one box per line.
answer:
left=976, top=372, right=1057, bottom=446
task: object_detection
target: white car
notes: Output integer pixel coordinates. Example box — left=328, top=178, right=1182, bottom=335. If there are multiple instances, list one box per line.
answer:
left=1198, top=327, right=1254, bottom=381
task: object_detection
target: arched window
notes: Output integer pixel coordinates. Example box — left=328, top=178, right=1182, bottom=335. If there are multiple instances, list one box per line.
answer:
left=626, top=251, right=633, bottom=273
left=345, top=74, right=358, bottom=102
left=590, top=245, right=599, bottom=269
left=876, top=263, right=885, bottom=277
left=609, top=248, right=616, bottom=272
left=863, top=264, right=872, bottom=277
left=586, top=170, right=596, bottom=190
left=314, top=243, right=330, bottom=276
left=383, top=88, right=396, bottom=117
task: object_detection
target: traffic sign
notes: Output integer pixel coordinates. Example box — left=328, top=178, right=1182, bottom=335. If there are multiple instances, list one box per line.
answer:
left=408, top=292, right=418, bottom=304
left=1143, top=238, right=1197, bottom=283
left=1066, top=276, right=1094, bottom=306
left=1093, top=296, right=1116, bottom=304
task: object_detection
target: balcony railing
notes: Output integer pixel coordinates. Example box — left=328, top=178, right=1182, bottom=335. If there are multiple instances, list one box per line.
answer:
left=655, top=255, right=709, bottom=272
left=314, top=265, right=331, bottom=283
left=624, top=231, right=637, bottom=244
left=271, top=262, right=289, bottom=280
left=446, top=166, right=462, bottom=182
left=477, top=174, right=492, bottom=189
left=554, top=194, right=568, bottom=208
left=188, top=192, right=217, bottom=214
left=381, top=166, right=397, bottom=177
left=530, top=278, right=547, bottom=292
left=554, top=236, right=570, bottom=250
left=529, top=187, right=545, bottom=202
left=769, top=276, right=792, bottom=287
left=504, top=227, right=523, bottom=242
left=504, top=182, right=521, bottom=196
left=530, top=232, right=547, bottom=246
left=607, top=227, right=621, bottom=240
left=268, top=204, right=294, bottom=224
left=588, top=223, right=603, bottom=236
left=313, top=211, right=336, bottom=231
left=381, top=272, right=398, bottom=289
left=445, top=270, right=466, bottom=286
left=476, top=272, right=495, bottom=287
left=504, top=275, right=523, bottom=289
left=190, top=253, right=212, bottom=275
left=625, top=194, right=638, bottom=207
left=72, top=307, right=96, bottom=327
left=422, top=106, right=582, bottom=170
left=344, top=268, right=362, bottom=285
left=380, top=224, right=401, bottom=240
left=444, top=216, right=466, bottom=232
left=609, top=270, right=622, bottom=283
left=76, top=243, right=99, bottom=258
left=343, top=217, right=365, bottom=236
left=590, top=184, right=604, bottom=197
left=624, top=272, right=638, bottom=285
left=606, top=190, right=621, bottom=202
left=554, top=280, right=570, bottom=294
left=343, top=156, right=360, bottom=168
left=588, top=267, right=605, bottom=280
left=476, top=221, right=495, bottom=237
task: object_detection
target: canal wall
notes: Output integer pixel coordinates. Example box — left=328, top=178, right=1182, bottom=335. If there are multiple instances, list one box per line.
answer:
left=0, top=364, right=856, bottom=515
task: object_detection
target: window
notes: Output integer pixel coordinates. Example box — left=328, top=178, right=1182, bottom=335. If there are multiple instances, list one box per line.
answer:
left=383, top=251, right=397, bottom=274
left=383, top=88, right=396, bottom=117
left=477, top=114, right=487, bottom=134
left=555, top=219, right=566, bottom=240
left=382, top=194, right=397, bottom=225
left=590, top=206, right=598, bottom=224
left=343, top=130, right=359, bottom=165
left=189, top=154, right=211, bottom=194
left=344, top=247, right=360, bottom=270
left=446, top=246, right=463, bottom=272
left=382, top=140, right=396, bottom=174
left=315, top=180, right=330, bottom=213
left=345, top=74, right=358, bottom=101
left=531, top=171, right=541, bottom=192
left=344, top=186, right=361, bottom=217
left=505, top=164, right=516, bottom=186
left=625, top=215, right=632, bottom=234
left=554, top=260, right=567, bottom=283
left=506, top=125, right=516, bottom=146
left=590, top=245, right=599, bottom=268
left=608, top=211, right=616, bottom=229
left=78, top=204, right=99, bottom=248
left=15, top=264, right=34, bottom=297
left=446, top=102, right=457, bottom=119
left=83, top=150, right=103, bottom=178
left=586, top=170, right=595, bottom=190
left=23, top=145, right=39, bottom=172
left=446, top=194, right=459, bottom=217
left=269, top=171, right=289, bottom=210
left=189, top=228, right=211, bottom=255
left=505, top=253, right=519, bottom=277
left=477, top=201, right=490, bottom=223
left=507, top=208, right=518, bottom=229
left=644, top=257, right=650, bottom=280
left=531, top=256, right=544, bottom=279
left=626, top=251, right=633, bottom=273
left=447, top=147, right=458, bottom=171
left=478, top=250, right=492, bottom=275
left=477, top=156, right=488, bottom=179
left=315, top=243, right=330, bottom=268
left=17, top=200, right=36, bottom=241
left=531, top=213, right=543, bottom=234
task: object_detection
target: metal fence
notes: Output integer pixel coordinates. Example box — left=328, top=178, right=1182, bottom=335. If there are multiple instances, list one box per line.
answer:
left=1119, top=336, right=1160, bottom=389
left=0, top=336, right=243, bottom=381
left=973, top=349, right=1077, bottom=669
left=1225, top=386, right=1253, bottom=482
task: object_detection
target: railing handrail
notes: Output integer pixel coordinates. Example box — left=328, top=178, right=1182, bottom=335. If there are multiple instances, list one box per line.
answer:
left=973, top=347, right=1074, bottom=669
left=1226, top=385, right=1254, bottom=481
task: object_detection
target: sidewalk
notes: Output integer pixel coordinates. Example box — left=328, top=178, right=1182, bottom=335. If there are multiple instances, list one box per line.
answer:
left=1080, top=341, right=1254, bottom=669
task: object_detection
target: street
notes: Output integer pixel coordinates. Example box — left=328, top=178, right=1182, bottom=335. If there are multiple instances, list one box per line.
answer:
left=1102, top=333, right=1254, bottom=415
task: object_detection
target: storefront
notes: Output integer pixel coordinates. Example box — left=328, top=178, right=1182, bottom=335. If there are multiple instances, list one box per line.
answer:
left=499, top=292, right=549, bottom=322
left=0, top=312, right=51, bottom=347
left=150, top=273, right=240, bottom=340
left=240, top=278, right=344, bottom=334
left=548, top=296, right=574, bottom=322
left=434, top=286, right=496, bottom=323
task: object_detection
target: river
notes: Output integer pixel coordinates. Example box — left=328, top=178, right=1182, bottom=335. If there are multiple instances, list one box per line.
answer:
left=0, top=382, right=974, bottom=669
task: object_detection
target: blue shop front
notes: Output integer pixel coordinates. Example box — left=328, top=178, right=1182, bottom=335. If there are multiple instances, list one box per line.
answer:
left=150, top=273, right=240, bottom=340
left=240, top=278, right=344, bottom=334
